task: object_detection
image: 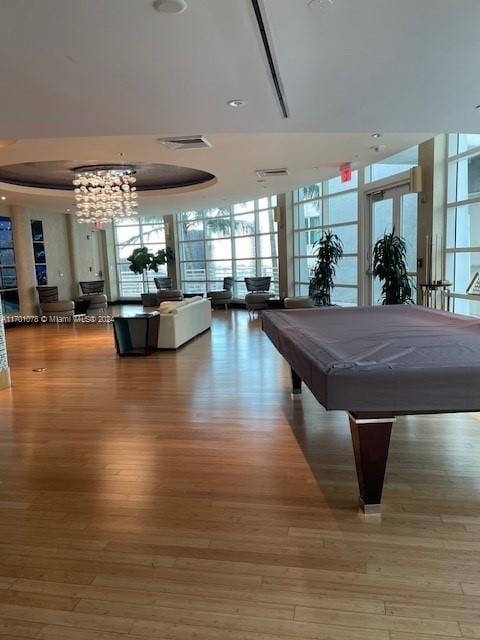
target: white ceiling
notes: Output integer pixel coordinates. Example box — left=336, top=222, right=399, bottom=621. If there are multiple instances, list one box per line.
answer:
left=0, top=132, right=426, bottom=214
left=0, top=0, right=478, bottom=213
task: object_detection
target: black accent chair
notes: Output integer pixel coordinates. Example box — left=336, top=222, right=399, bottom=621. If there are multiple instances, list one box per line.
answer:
left=76, top=280, right=107, bottom=314
left=245, top=277, right=272, bottom=293
left=153, top=276, right=183, bottom=303
left=207, top=277, right=233, bottom=310
left=154, top=277, right=172, bottom=290
left=244, top=277, right=274, bottom=316
left=79, top=280, right=105, bottom=295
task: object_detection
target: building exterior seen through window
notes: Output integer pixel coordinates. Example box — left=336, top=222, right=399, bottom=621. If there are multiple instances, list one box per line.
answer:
left=0, top=216, right=18, bottom=315
left=293, top=173, right=359, bottom=305
left=114, top=216, right=167, bottom=298
left=446, top=134, right=480, bottom=316
left=176, top=197, right=278, bottom=298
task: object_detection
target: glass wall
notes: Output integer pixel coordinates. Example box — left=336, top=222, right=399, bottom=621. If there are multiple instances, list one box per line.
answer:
left=446, top=134, right=480, bottom=315
left=365, top=145, right=418, bottom=183
left=176, top=197, right=278, bottom=297
left=0, top=216, right=19, bottom=315
left=114, top=216, right=167, bottom=298
left=293, top=173, right=358, bottom=305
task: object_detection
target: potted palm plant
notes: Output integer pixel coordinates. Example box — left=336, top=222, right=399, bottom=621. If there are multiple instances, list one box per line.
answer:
left=309, top=231, right=344, bottom=306
left=372, top=230, right=413, bottom=304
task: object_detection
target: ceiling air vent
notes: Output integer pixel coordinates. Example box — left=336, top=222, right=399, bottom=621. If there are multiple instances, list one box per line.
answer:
left=158, top=135, right=212, bottom=150
left=255, top=168, right=288, bottom=178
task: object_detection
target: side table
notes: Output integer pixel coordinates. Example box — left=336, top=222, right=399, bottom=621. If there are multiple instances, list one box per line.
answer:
left=420, top=282, right=452, bottom=311
left=74, top=299, right=91, bottom=315
left=113, top=312, right=160, bottom=356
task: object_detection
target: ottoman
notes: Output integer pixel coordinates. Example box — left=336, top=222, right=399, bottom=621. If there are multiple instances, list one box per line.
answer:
left=207, top=289, right=232, bottom=309
left=245, top=292, right=274, bottom=315
left=156, top=289, right=183, bottom=304
left=284, top=296, right=315, bottom=309
left=81, top=294, right=108, bottom=315
left=42, top=300, right=75, bottom=321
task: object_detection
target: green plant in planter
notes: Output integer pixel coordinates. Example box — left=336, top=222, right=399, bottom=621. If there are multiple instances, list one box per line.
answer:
left=372, top=230, right=413, bottom=304
left=127, top=246, right=174, bottom=275
left=153, top=246, right=175, bottom=269
left=309, top=231, right=344, bottom=306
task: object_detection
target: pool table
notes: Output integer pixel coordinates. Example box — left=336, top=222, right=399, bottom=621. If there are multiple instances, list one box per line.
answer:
left=262, top=305, right=480, bottom=512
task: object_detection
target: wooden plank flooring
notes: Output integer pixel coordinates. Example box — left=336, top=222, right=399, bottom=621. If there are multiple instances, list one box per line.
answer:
left=0, top=309, right=479, bottom=639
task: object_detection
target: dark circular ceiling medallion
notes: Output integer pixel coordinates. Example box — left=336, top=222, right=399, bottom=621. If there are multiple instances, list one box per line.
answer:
left=0, top=161, right=215, bottom=191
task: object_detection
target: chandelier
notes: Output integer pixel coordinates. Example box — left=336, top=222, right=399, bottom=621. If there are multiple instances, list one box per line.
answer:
left=72, top=164, right=138, bottom=223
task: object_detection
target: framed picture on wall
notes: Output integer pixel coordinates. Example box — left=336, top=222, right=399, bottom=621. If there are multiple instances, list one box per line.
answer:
left=31, top=220, right=47, bottom=285
left=30, top=220, right=44, bottom=242
left=35, top=265, right=47, bottom=286
left=466, top=272, right=480, bottom=295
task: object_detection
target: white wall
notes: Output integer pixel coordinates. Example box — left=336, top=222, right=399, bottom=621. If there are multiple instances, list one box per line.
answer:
left=27, top=210, right=73, bottom=300
left=67, top=218, right=106, bottom=298
left=4, top=208, right=108, bottom=309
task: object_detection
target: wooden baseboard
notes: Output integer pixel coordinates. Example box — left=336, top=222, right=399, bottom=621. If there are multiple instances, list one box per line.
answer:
left=0, top=368, right=11, bottom=389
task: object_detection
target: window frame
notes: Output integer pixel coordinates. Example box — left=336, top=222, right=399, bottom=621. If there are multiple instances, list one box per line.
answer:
left=176, top=197, right=278, bottom=297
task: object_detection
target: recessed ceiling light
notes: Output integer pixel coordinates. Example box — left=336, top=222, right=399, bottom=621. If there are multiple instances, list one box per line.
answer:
left=313, top=166, right=320, bottom=170
left=370, top=144, right=386, bottom=152
left=152, top=0, right=187, bottom=14
left=371, top=133, right=382, bottom=138
left=66, top=208, right=71, bottom=212
left=0, top=196, right=6, bottom=201
left=227, top=99, right=247, bottom=108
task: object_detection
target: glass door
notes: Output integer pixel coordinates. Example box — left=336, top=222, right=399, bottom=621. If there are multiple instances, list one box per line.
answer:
left=367, top=184, right=418, bottom=304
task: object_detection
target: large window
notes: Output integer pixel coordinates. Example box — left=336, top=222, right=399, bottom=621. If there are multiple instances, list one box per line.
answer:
left=293, top=174, right=358, bottom=305
left=365, top=145, right=419, bottom=183
left=114, top=216, right=167, bottom=298
left=446, top=134, right=480, bottom=315
left=0, top=216, right=19, bottom=315
left=177, top=197, right=278, bottom=297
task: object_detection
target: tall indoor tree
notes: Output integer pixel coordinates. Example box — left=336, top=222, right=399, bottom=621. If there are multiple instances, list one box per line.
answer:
left=127, top=246, right=175, bottom=292
left=309, top=230, right=344, bottom=306
left=372, top=229, right=413, bottom=304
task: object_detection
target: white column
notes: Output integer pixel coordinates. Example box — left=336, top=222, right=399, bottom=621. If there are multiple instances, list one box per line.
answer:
left=277, top=193, right=294, bottom=298
left=164, top=215, right=179, bottom=289
left=0, top=299, right=11, bottom=389
left=9, top=205, right=37, bottom=316
left=417, top=136, right=447, bottom=306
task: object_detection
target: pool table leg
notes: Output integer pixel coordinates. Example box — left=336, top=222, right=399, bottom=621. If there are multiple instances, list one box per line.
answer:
left=348, top=413, right=395, bottom=513
left=290, top=368, right=302, bottom=394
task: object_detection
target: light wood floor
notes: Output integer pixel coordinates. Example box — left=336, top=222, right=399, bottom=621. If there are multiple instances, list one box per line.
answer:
left=0, top=309, right=480, bottom=639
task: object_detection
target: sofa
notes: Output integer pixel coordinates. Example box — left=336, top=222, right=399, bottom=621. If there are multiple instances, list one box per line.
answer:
left=157, top=296, right=211, bottom=349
